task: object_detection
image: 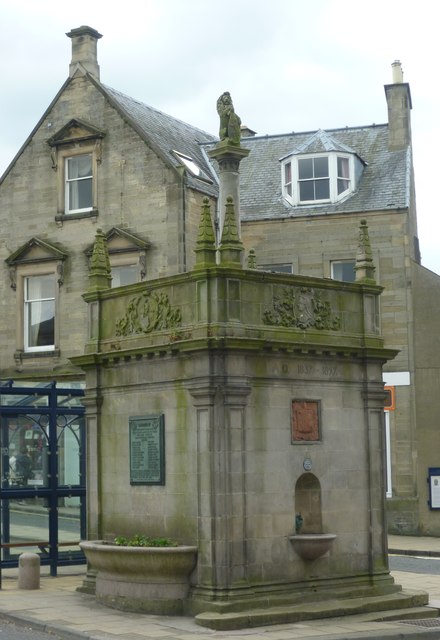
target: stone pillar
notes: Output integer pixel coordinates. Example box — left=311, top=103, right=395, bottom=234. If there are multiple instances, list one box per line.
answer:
left=189, top=379, right=251, bottom=602
left=362, top=382, right=390, bottom=574
left=207, top=143, right=249, bottom=241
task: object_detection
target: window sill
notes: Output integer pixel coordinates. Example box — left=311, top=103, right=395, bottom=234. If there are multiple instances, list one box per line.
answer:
left=16, top=349, right=60, bottom=360
left=55, top=209, right=98, bottom=222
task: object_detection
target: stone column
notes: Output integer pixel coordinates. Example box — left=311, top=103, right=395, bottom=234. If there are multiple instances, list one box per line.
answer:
left=189, top=378, right=251, bottom=602
left=208, top=143, right=249, bottom=241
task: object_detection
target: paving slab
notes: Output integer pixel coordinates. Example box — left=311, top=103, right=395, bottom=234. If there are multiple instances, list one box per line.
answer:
left=1, top=537, right=440, bottom=639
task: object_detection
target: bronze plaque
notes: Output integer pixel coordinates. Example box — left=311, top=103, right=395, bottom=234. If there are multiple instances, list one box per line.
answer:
left=291, top=401, right=320, bottom=442
left=129, top=415, right=165, bottom=485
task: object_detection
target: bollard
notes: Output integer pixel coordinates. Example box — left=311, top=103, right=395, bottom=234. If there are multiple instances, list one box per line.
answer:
left=18, top=552, right=40, bottom=590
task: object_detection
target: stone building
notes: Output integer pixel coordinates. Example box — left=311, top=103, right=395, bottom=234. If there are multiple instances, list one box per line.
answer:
left=231, top=61, right=440, bottom=536
left=1, top=27, right=439, bottom=538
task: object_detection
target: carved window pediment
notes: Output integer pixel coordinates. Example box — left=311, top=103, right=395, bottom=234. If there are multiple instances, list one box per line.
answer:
left=106, top=228, right=151, bottom=254
left=85, top=228, right=151, bottom=258
left=6, top=237, right=68, bottom=265
left=6, top=238, right=68, bottom=289
left=47, top=118, right=106, bottom=148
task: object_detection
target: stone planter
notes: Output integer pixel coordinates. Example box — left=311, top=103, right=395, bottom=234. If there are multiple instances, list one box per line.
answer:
left=80, top=540, right=198, bottom=614
left=289, top=534, right=337, bottom=561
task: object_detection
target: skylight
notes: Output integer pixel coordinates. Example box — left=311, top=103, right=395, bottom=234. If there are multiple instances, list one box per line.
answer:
left=173, top=151, right=212, bottom=182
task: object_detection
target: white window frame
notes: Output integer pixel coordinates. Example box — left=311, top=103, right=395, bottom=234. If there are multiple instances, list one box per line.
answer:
left=65, top=153, right=93, bottom=214
left=111, top=264, right=139, bottom=288
left=384, top=410, right=392, bottom=498
left=53, top=144, right=98, bottom=216
left=16, top=264, right=59, bottom=354
left=330, top=259, right=356, bottom=283
left=282, top=153, right=353, bottom=206
left=109, top=252, right=142, bottom=288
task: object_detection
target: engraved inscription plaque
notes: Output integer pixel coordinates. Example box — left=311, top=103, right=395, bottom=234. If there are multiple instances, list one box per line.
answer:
left=129, top=415, right=165, bottom=485
left=291, top=400, right=320, bottom=443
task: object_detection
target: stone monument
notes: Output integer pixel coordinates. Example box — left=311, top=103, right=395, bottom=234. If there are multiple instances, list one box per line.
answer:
left=73, top=96, right=428, bottom=628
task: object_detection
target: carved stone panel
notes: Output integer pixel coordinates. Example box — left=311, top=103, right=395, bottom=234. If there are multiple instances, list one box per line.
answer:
left=291, top=400, right=321, bottom=443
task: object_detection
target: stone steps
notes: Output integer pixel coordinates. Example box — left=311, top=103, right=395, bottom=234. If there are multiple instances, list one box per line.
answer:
left=195, top=589, right=435, bottom=630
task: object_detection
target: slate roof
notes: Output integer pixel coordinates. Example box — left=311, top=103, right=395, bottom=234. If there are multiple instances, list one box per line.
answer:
left=102, top=85, right=219, bottom=197
left=203, top=124, right=411, bottom=221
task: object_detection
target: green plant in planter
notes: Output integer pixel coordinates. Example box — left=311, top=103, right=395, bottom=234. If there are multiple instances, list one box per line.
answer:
left=113, top=533, right=178, bottom=547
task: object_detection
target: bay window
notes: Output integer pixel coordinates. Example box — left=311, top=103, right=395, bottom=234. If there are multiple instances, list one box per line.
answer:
left=282, top=153, right=353, bottom=205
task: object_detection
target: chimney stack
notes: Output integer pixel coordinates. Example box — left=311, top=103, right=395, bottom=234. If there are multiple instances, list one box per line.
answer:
left=384, top=60, right=412, bottom=151
left=66, top=26, right=102, bottom=80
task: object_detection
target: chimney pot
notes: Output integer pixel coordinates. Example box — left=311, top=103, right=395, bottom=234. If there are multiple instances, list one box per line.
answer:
left=391, top=60, right=403, bottom=84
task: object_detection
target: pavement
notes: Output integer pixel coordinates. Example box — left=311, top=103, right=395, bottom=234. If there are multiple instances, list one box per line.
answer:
left=1, top=535, right=440, bottom=640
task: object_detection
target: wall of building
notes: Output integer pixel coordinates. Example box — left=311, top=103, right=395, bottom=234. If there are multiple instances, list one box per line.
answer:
left=241, top=207, right=427, bottom=534
left=0, top=75, right=195, bottom=382
left=413, top=263, right=440, bottom=534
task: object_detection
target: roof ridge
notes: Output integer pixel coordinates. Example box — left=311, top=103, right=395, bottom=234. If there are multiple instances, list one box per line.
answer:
left=211, top=123, right=389, bottom=146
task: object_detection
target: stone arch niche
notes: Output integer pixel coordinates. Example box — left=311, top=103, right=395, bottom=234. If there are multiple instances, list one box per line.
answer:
left=295, top=472, right=322, bottom=533
left=290, top=473, right=336, bottom=561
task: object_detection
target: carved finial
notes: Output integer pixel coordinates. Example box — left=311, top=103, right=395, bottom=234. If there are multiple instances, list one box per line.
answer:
left=88, top=228, right=112, bottom=291
left=247, top=248, right=257, bottom=269
left=197, top=198, right=216, bottom=247
left=221, top=196, right=240, bottom=245
left=355, top=219, right=376, bottom=283
left=216, top=92, right=241, bottom=145
left=219, top=196, right=244, bottom=267
left=194, top=198, right=216, bottom=269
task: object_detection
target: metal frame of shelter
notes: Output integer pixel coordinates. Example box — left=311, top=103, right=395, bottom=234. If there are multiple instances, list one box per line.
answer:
left=0, top=380, right=86, bottom=581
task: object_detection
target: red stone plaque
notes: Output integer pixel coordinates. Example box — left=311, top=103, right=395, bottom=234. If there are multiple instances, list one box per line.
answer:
left=291, top=400, right=320, bottom=442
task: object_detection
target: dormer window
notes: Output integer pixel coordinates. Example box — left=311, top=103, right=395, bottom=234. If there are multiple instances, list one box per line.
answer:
left=282, top=153, right=353, bottom=205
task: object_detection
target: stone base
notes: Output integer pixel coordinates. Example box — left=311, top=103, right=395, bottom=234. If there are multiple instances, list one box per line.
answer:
left=76, top=567, right=97, bottom=595
left=188, top=573, right=400, bottom=616
left=194, top=590, right=431, bottom=630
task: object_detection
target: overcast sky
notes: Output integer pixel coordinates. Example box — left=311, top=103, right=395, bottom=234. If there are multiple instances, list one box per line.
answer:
left=1, top=0, right=438, bottom=274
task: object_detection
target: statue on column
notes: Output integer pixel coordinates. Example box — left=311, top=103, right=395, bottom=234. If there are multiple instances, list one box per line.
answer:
left=216, top=92, right=241, bottom=145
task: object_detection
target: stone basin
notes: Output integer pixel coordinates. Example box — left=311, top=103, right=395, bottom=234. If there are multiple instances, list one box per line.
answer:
left=289, top=533, right=336, bottom=560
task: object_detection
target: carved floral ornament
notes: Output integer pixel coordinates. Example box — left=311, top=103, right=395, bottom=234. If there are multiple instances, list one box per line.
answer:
left=115, top=290, right=182, bottom=337
left=263, top=287, right=341, bottom=331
